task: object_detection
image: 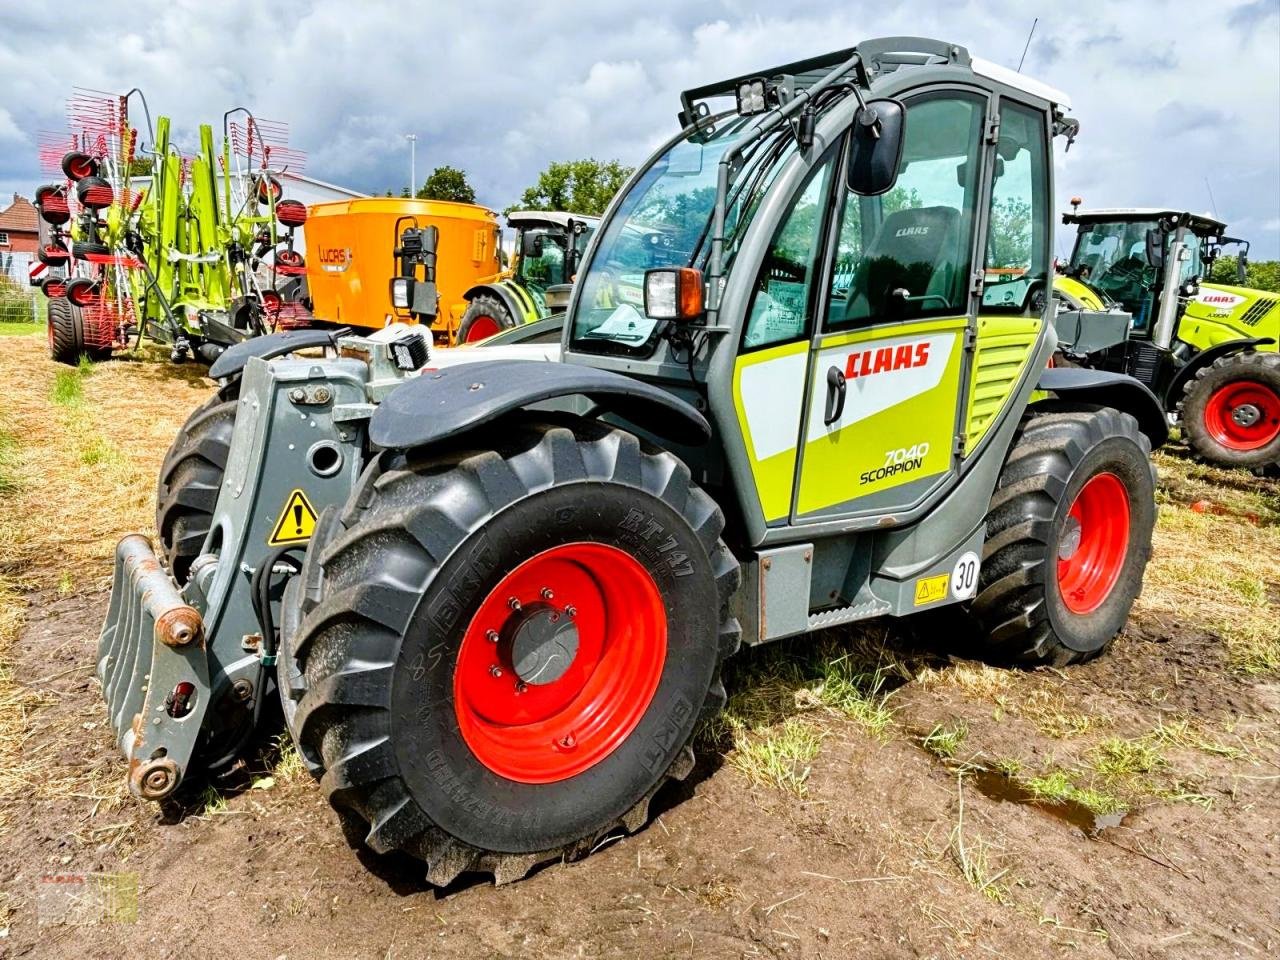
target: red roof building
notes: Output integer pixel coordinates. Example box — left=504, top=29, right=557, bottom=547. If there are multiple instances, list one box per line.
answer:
left=0, top=194, right=39, bottom=255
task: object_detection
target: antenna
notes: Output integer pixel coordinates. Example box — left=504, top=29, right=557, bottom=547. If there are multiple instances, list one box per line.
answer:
left=1204, top=177, right=1220, bottom=219
left=1017, top=18, right=1039, bottom=72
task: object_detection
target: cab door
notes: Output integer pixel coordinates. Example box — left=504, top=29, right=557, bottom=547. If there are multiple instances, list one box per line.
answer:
left=792, top=90, right=991, bottom=523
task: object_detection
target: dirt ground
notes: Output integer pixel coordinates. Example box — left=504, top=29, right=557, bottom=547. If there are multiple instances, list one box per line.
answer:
left=1, top=329, right=1277, bottom=959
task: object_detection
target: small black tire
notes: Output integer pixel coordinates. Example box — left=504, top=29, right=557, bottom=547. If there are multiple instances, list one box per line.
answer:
left=1179, top=351, right=1280, bottom=470
left=971, top=405, right=1156, bottom=667
left=38, top=242, right=71, bottom=266
left=76, top=175, right=114, bottom=210
left=61, top=151, right=98, bottom=181
left=156, top=387, right=240, bottom=582
left=457, top=294, right=517, bottom=343
left=282, top=417, right=740, bottom=885
left=72, top=239, right=111, bottom=259
left=47, top=297, right=84, bottom=365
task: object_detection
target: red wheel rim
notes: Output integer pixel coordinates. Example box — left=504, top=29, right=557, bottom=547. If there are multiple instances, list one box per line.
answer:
left=454, top=542, right=667, bottom=784
left=1057, top=472, right=1130, bottom=615
left=1203, top=380, right=1280, bottom=451
left=464, top=315, right=502, bottom=342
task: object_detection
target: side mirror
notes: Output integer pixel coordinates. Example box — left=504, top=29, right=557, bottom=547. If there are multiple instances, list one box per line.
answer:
left=847, top=98, right=906, bottom=197
left=1238, top=253, right=1249, bottom=285
left=520, top=231, right=543, bottom=258
left=1144, top=228, right=1164, bottom=269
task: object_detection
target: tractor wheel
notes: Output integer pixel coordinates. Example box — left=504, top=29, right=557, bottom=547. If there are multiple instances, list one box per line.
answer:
left=155, top=387, right=240, bottom=582
left=971, top=406, right=1155, bottom=667
left=281, top=418, right=740, bottom=885
left=47, top=297, right=84, bottom=365
left=1179, top=352, right=1280, bottom=470
left=457, top=294, right=516, bottom=343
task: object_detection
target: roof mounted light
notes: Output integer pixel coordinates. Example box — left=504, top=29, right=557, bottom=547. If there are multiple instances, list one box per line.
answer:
left=736, top=78, right=768, bottom=116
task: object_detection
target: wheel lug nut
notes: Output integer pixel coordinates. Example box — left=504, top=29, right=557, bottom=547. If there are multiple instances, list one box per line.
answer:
left=559, top=733, right=576, bottom=749
left=490, top=665, right=503, bottom=678
left=540, top=587, right=554, bottom=600
left=515, top=681, right=527, bottom=694
left=508, top=597, right=521, bottom=612
left=486, top=629, right=499, bottom=643
left=564, top=605, right=577, bottom=619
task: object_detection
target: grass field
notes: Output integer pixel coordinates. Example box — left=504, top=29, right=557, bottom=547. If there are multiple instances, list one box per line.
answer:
left=0, top=326, right=1276, bottom=959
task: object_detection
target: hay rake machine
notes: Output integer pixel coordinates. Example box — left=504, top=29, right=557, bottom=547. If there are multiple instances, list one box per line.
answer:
left=32, top=89, right=312, bottom=366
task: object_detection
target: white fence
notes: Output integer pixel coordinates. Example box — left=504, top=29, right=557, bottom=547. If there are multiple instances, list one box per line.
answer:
left=0, top=251, right=42, bottom=324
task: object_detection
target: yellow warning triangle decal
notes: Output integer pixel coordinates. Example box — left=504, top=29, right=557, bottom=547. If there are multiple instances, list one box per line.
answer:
left=267, top=489, right=319, bottom=546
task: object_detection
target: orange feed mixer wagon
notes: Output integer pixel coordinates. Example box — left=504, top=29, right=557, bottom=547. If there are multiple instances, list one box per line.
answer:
left=304, top=198, right=502, bottom=341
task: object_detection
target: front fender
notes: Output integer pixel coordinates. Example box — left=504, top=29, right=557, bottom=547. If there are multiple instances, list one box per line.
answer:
left=208, top=328, right=338, bottom=381
left=1163, top=337, right=1275, bottom=410
left=1037, top=367, right=1169, bottom=449
left=369, top=359, right=710, bottom=451
left=462, top=281, right=534, bottom=324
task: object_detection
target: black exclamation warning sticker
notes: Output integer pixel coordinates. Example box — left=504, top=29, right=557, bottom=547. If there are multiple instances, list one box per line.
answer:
left=268, top=489, right=319, bottom=546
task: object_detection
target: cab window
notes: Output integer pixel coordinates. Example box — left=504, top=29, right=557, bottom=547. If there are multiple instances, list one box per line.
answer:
left=982, top=101, right=1049, bottom=314
left=742, top=154, right=835, bottom=350
left=824, top=92, right=986, bottom=331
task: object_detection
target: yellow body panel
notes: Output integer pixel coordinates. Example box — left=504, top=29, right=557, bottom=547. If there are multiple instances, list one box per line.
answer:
left=965, top=315, right=1041, bottom=451
left=305, top=198, right=503, bottom=337
left=1052, top=275, right=1105, bottom=311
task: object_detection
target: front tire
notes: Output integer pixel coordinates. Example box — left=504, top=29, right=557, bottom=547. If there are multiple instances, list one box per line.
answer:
left=1180, top=352, right=1280, bottom=470
left=457, top=294, right=516, bottom=343
left=971, top=406, right=1156, bottom=666
left=156, top=389, right=240, bottom=581
left=282, top=419, right=740, bottom=885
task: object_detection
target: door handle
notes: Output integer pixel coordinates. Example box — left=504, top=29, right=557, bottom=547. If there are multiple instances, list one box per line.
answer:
left=824, top=365, right=846, bottom=425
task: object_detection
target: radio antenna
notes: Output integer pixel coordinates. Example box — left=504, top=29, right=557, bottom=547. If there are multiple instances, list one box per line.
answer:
left=1017, top=18, right=1039, bottom=72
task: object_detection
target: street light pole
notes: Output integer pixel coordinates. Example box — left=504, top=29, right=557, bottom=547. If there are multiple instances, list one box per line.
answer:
left=404, top=134, right=417, bottom=196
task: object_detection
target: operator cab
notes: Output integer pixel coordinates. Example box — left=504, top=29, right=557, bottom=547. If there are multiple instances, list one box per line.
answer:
left=508, top=210, right=599, bottom=295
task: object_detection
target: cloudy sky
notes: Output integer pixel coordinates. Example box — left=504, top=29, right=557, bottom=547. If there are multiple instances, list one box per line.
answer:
left=2, top=1, right=1278, bottom=257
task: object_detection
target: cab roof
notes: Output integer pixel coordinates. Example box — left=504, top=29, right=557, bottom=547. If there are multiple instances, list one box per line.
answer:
left=506, top=211, right=600, bottom=230
left=1064, top=208, right=1227, bottom=233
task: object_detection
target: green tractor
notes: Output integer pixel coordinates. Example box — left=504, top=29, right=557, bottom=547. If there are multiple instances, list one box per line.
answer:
left=100, top=37, right=1166, bottom=887
left=1053, top=207, right=1279, bottom=469
left=457, top=210, right=598, bottom=342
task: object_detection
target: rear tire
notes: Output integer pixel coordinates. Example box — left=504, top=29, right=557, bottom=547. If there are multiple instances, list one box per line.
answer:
left=1179, top=352, right=1280, bottom=470
left=281, top=418, right=740, bottom=885
left=156, top=388, right=240, bottom=581
left=47, top=297, right=83, bottom=365
left=971, top=406, right=1155, bottom=666
left=457, top=294, right=516, bottom=343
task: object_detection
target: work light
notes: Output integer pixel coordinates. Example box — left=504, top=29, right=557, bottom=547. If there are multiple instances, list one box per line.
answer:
left=390, top=277, right=411, bottom=310
left=736, top=78, right=768, bottom=116
left=643, top=267, right=704, bottom=321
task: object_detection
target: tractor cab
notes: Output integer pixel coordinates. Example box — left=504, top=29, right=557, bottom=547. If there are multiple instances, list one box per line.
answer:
left=508, top=211, right=599, bottom=308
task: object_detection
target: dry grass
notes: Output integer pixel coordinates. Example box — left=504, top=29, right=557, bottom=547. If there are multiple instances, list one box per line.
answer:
left=1141, top=450, right=1280, bottom=675
left=0, top=331, right=213, bottom=833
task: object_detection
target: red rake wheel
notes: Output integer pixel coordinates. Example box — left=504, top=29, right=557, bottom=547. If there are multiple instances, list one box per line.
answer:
left=61, top=151, right=98, bottom=181
left=256, top=176, right=283, bottom=206
left=76, top=176, right=114, bottom=210
left=35, top=185, right=70, bottom=225
left=454, top=542, right=668, bottom=784
left=65, top=278, right=100, bottom=308
left=41, top=278, right=67, bottom=300
left=276, top=249, right=305, bottom=270
left=1202, top=380, right=1280, bottom=452
left=463, top=314, right=502, bottom=342
left=276, top=199, right=307, bottom=228
left=1056, top=472, right=1131, bottom=616
left=38, top=242, right=71, bottom=266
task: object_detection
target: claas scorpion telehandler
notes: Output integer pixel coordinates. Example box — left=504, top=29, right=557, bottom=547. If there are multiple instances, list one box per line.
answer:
left=99, top=37, right=1166, bottom=887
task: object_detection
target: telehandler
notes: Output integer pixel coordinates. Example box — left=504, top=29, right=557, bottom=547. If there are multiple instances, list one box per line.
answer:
left=100, top=37, right=1166, bottom=887
left=1053, top=206, right=1278, bottom=469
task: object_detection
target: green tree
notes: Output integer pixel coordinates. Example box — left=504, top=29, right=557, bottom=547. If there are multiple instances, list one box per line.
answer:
left=1209, top=255, right=1280, bottom=293
left=415, top=164, right=476, bottom=204
left=987, top=196, right=1033, bottom=269
left=128, top=156, right=154, bottom=176
left=508, top=159, right=633, bottom=216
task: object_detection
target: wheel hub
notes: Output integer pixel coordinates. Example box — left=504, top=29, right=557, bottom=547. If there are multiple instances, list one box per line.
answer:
left=1231, top=403, right=1261, bottom=428
left=507, top=602, right=580, bottom=686
left=1058, top=516, right=1082, bottom=561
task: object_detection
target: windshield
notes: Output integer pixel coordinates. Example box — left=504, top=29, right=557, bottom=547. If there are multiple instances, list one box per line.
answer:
left=1068, top=219, right=1160, bottom=315
left=516, top=228, right=570, bottom=288
left=571, top=117, right=792, bottom=354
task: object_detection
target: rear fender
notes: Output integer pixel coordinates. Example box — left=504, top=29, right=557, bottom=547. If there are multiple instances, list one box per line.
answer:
left=1162, top=337, right=1276, bottom=410
left=1036, top=367, right=1169, bottom=448
left=369, top=359, right=710, bottom=451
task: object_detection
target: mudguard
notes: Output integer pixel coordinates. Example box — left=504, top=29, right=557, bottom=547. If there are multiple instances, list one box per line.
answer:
left=1162, top=336, right=1276, bottom=411
left=208, top=328, right=338, bottom=381
left=1038, top=367, right=1169, bottom=448
left=370, top=359, right=711, bottom=450
left=463, top=281, right=532, bottom=325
